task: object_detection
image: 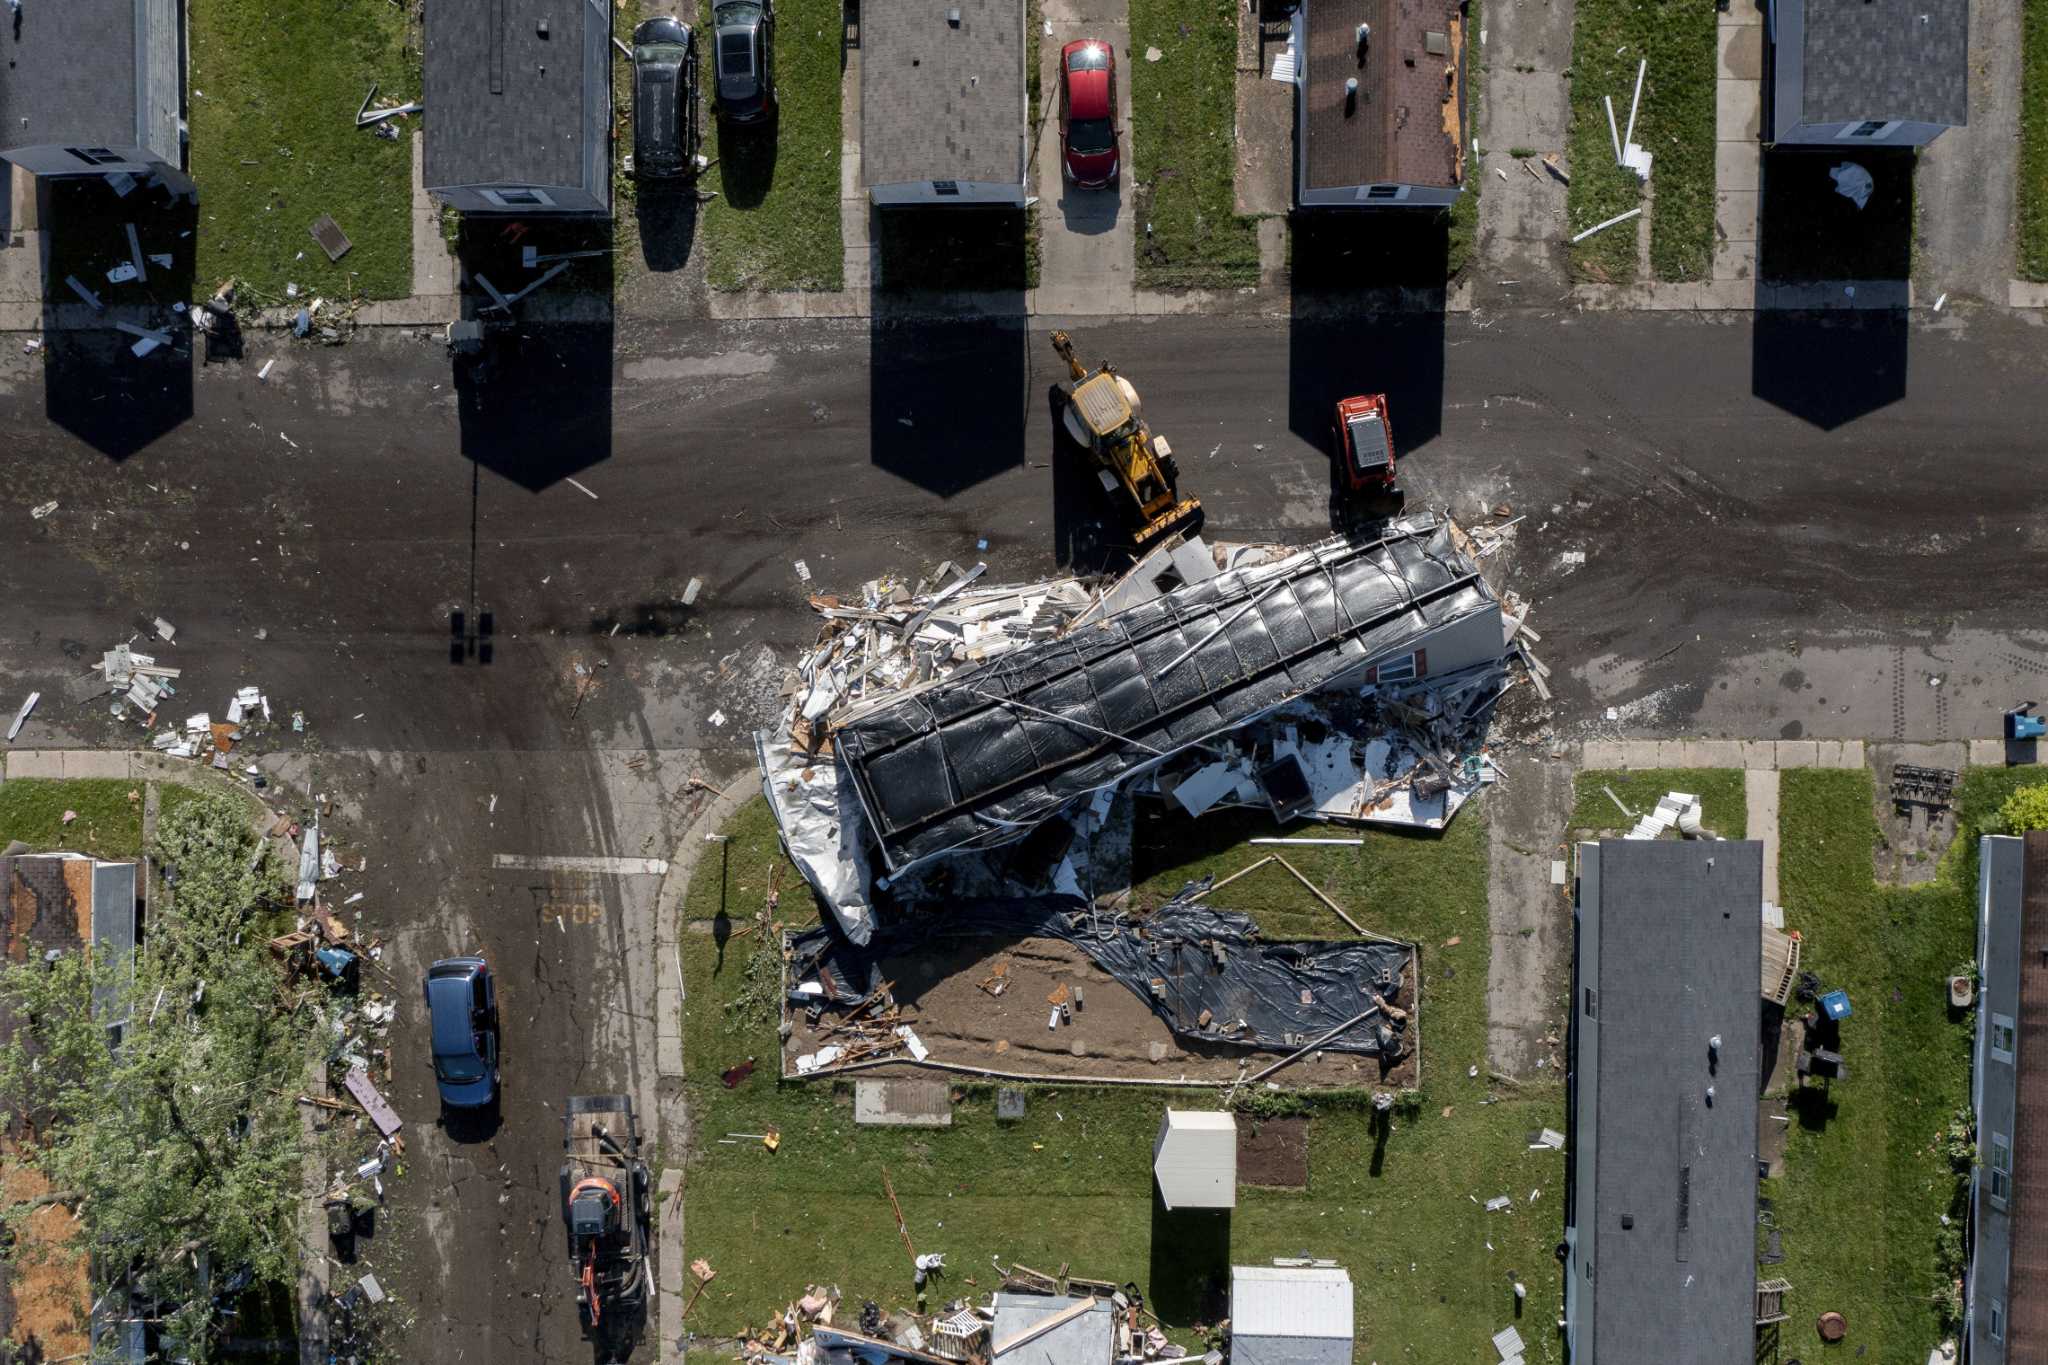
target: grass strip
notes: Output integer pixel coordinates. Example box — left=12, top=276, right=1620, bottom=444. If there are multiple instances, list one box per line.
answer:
left=1129, top=0, right=1262, bottom=289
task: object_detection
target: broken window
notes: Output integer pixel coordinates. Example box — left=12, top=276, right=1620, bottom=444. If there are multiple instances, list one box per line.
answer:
left=933, top=180, right=961, bottom=196
left=1583, top=986, right=1597, bottom=1019
left=67, top=147, right=124, bottom=166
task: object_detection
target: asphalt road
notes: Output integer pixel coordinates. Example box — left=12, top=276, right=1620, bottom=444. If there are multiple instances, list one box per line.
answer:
left=3, top=304, right=2047, bottom=1361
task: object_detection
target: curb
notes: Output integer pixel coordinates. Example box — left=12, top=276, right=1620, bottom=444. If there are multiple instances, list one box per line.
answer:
left=649, top=771, right=756, bottom=1364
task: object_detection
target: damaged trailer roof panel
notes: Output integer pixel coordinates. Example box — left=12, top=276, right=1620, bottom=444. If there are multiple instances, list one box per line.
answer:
left=834, top=517, right=1500, bottom=874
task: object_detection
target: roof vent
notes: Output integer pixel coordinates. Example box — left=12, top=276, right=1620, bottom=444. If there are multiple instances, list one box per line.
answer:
left=1355, top=21, right=1370, bottom=61
left=536, top=17, right=549, bottom=36
left=947, top=7, right=961, bottom=24
left=1344, top=76, right=1358, bottom=116
left=1424, top=30, right=1447, bottom=55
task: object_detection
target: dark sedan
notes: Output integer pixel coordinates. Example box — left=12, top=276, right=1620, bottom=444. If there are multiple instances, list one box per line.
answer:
left=713, top=0, right=774, bottom=123
left=424, top=956, right=499, bottom=1109
left=632, top=16, right=700, bottom=178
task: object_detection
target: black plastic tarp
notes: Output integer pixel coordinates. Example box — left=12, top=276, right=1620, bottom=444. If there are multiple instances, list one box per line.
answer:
left=786, top=886, right=1416, bottom=1056
left=833, top=519, right=1497, bottom=873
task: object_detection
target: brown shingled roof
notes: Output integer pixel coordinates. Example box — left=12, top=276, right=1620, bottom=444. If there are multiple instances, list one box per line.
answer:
left=1303, top=0, right=1463, bottom=192
left=2011, top=831, right=2048, bottom=1354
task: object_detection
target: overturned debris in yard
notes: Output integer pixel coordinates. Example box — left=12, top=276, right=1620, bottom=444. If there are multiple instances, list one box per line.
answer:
left=758, top=516, right=1526, bottom=942
left=781, top=883, right=1419, bottom=1087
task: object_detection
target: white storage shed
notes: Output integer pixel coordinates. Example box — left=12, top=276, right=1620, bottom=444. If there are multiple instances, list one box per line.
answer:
left=1152, top=1109, right=1236, bottom=1211
left=1228, top=1265, right=1354, bottom=1365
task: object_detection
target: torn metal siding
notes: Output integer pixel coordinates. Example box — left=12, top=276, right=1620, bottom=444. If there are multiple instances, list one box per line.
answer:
left=834, top=517, right=1497, bottom=874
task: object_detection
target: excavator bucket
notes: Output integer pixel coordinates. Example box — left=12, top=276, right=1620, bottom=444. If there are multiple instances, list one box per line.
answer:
left=1133, top=496, right=1203, bottom=549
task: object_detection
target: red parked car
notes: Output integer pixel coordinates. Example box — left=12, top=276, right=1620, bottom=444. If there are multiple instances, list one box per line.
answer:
left=1334, top=393, right=1400, bottom=497
left=1059, top=40, right=1120, bottom=187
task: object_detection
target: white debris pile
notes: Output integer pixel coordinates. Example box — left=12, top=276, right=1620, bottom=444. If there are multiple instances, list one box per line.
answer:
left=93, top=632, right=294, bottom=772
left=783, top=561, right=1099, bottom=747
left=101, top=642, right=183, bottom=717
left=1624, top=790, right=1722, bottom=841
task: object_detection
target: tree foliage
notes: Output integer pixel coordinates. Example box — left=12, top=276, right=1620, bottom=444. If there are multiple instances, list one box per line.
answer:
left=0, top=788, right=315, bottom=1360
left=2001, top=783, right=2048, bottom=835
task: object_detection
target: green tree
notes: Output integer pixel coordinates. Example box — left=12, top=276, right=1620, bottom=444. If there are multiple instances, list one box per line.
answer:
left=0, top=788, right=316, bottom=1360
left=2000, top=783, right=2048, bottom=834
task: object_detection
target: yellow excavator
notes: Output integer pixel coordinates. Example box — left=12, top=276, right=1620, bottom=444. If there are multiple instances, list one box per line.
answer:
left=1050, top=331, right=1201, bottom=549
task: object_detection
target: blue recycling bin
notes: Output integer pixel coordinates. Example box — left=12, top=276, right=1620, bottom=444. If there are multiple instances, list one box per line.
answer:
left=1820, top=989, right=1852, bottom=1021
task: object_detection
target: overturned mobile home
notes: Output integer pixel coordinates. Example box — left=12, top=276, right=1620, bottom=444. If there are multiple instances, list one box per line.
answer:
left=758, top=515, right=1513, bottom=942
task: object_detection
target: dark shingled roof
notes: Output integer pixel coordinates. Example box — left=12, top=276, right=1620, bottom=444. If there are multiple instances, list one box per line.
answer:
left=1303, top=0, right=1462, bottom=191
left=2008, top=832, right=2048, bottom=1354
left=0, top=0, right=141, bottom=155
left=1802, top=0, right=1967, bottom=127
left=861, top=0, right=1024, bottom=187
left=424, top=0, right=609, bottom=194
left=1578, top=839, right=1761, bottom=1365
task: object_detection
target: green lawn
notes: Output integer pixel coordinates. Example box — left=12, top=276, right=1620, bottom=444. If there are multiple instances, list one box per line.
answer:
left=2020, top=0, right=2048, bottom=280
left=1569, top=768, right=1748, bottom=839
left=1563, top=0, right=1716, bottom=283
left=699, top=0, right=843, bottom=290
left=0, top=780, right=144, bottom=861
left=1129, top=0, right=1262, bottom=289
left=681, top=797, right=1566, bottom=1362
left=189, top=0, right=417, bottom=302
left=1763, top=768, right=1981, bottom=1358
left=1446, top=0, right=1482, bottom=281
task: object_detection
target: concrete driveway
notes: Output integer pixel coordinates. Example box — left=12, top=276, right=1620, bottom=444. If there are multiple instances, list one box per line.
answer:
left=1032, top=0, right=1137, bottom=315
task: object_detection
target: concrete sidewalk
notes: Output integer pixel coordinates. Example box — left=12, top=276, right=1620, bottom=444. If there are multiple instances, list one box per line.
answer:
left=1578, top=738, right=1867, bottom=770
left=1711, top=1, right=1763, bottom=288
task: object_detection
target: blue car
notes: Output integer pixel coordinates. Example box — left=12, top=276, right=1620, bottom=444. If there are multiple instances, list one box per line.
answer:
left=424, top=957, right=499, bottom=1109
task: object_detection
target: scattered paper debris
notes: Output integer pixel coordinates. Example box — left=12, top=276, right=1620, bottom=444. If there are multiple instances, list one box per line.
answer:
left=29, top=501, right=57, bottom=520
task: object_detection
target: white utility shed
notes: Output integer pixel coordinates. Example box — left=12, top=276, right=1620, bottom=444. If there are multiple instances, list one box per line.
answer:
left=1152, top=1109, right=1236, bottom=1211
left=1228, top=1265, right=1354, bottom=1365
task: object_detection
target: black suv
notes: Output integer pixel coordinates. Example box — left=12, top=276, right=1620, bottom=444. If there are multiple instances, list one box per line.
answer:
left=712, top=0, right=774, bottom=123
left=632, top=16, right=700, bottom=178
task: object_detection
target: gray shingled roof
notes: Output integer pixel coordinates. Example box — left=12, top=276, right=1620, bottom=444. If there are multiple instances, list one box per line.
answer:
left=0, top=0, right=142, bottom=156
left=861, top=0, right=1024, bottom=188
left=424, top=0, right=609, bottom=193
left=1802, top=0, right=1966, bottom=127
left=1579, top=839, right=1761, bottom=1365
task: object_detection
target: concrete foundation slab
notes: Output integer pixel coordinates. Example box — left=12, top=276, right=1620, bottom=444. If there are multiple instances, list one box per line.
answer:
left=854, top=1078, right=953, bottom=1127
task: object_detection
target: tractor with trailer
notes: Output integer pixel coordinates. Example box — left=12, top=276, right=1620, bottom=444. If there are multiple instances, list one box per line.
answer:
left=560, top=1094, right=651, bottom=1353
left=1049, top=330, right=1201, bottom=549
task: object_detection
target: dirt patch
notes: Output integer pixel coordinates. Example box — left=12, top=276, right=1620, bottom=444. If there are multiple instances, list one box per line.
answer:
left=1868, top=743, right=1967, bottom=887
left=0, top=1155, right=89, bottom=1358
left=785, top=936, right=1417, bottom=1090
left=1236, top=1115, right=1310, bottom=1187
